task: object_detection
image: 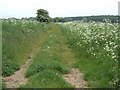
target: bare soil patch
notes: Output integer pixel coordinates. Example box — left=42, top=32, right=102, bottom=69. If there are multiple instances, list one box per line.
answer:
left=2, top=56, right=33, bottom=88
left=62, top=68, right=87, bottom=88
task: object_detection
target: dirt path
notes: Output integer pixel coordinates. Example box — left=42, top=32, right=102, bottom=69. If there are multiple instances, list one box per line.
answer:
left=58, top=29, right=87, bottom=88
left=2, top=56, right=33, bottom=88
left=62, top=68, right=87, bottom=88
left=2, top=31, right=50, bottom=88
left=61, top=45, right=88, bottom=88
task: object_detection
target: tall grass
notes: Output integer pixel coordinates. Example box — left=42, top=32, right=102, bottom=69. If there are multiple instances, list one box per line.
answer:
left=61, top=21, right=118, bottom=88
left=2, top=20, right=48, bottom=76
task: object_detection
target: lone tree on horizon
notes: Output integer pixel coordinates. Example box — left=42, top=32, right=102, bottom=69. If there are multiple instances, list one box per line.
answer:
left=36, top=9, right=51, bottom=22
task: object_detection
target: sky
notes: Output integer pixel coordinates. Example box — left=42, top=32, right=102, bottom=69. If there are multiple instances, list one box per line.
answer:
left=0, top=0, right=119, bottom=18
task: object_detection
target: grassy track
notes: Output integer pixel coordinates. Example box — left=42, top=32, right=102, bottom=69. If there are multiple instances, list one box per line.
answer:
left=20, top=24, right=87, bottom=88
left=2, top=20, right=117, bottom=88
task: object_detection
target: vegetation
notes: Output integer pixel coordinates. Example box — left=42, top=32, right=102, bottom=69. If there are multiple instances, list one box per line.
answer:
left=2, top=20, right=49, bottom=76
left=61, top=21, right=119, bottom=88
left=2, top=18, right=119, bottom=88
left=36, top=9, right=51, bottom=22
left=53, top=17, right=64, bottom=22
left=2, top=15, right=118, bottom=23
left=21, top=24, right=73, bottom=88
left=52, top=15, right=118, bottom=23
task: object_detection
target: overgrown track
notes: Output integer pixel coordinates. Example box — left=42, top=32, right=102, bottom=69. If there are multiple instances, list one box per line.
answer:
left=3, top=24, right=87, bottom=88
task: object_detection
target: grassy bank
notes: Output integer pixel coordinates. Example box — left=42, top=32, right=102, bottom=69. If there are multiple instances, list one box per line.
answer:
left=61, top=21, right=118, bottom=88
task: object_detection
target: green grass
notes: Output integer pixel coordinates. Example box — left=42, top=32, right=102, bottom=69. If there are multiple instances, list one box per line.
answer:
left=74, top=49, right=114, bottom=87
left=2, top=20, right=50, bottom=76
left=21, top=70, right=72, bottom=88
left=26, top=54, right=69, bottom=77
left=2, top=21, right=73, bottom=88
left=21, top=24, right=72, bottom=88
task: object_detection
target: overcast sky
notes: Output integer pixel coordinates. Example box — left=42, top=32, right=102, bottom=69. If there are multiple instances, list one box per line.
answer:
left=0, top=0, right=119, bottom=18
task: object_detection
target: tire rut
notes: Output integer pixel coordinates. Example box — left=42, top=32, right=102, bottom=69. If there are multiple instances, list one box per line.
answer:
left=2, top=56, right=33, bottom=88
left=62, top=68, right=87, bottom=88
left=59, top=29, right=88, bottom=88
left=2, top=31, right=50, bottom=88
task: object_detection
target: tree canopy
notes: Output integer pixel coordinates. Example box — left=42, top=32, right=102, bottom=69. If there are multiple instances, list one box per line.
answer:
left=36, top=9, right=51, bottom=22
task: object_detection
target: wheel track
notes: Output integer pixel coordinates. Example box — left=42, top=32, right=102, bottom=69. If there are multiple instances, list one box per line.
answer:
left=58, top=28, right=88, bottom=88
left=2, top=30, right=51, bottom=88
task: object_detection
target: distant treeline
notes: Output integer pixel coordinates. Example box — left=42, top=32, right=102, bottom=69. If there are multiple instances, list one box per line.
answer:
left=53, top=15, right=118, bottom=23
left=2, top=15, right=118, bottom=23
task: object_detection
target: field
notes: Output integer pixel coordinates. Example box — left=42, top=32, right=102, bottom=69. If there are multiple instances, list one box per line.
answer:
left=2, top=19, right=119, bottom=88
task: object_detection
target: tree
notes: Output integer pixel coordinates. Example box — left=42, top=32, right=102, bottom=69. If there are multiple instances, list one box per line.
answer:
left=53, top=17, right=64, bottom=22
left=36, top=9, right=51, bottom=22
